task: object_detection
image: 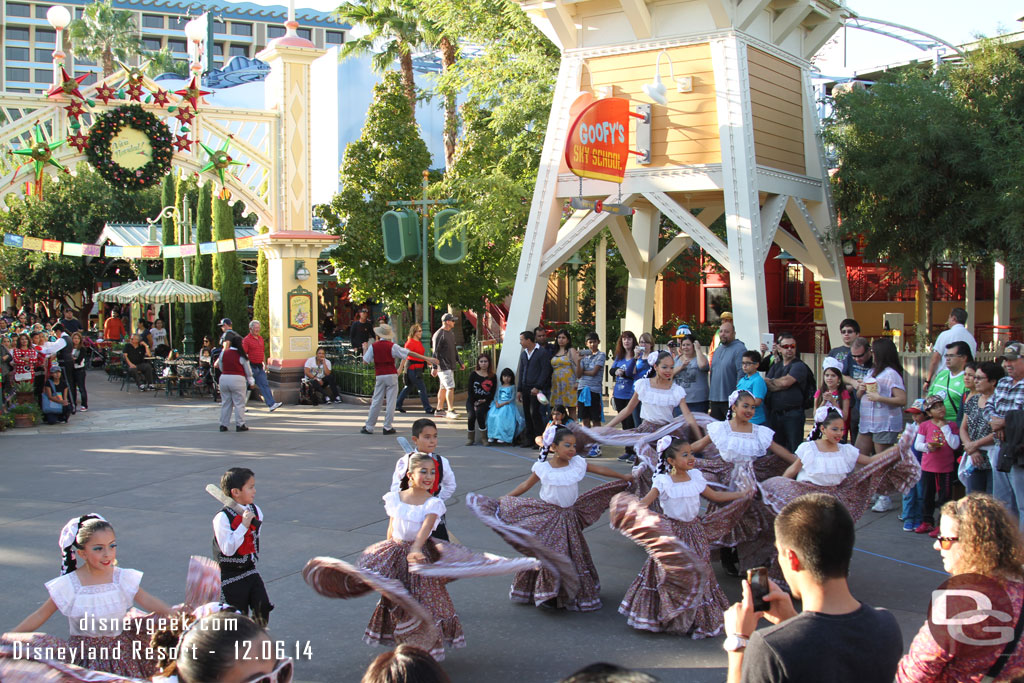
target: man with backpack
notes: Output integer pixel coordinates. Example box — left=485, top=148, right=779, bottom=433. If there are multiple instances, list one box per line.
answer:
left=764, top=332, right=813, bottom=452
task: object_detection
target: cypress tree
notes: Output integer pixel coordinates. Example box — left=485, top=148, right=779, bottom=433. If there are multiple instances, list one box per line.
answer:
left=160, top=174, right=174, bottom=279
left=212, top=195, right=247, bottom=329
left=192, top=182, right=214, bottom=344
left=252, top=226, right=270, bottom=357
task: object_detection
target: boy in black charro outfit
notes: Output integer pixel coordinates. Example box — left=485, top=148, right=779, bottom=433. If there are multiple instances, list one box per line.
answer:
left=213, top=467, right=274, bottom=624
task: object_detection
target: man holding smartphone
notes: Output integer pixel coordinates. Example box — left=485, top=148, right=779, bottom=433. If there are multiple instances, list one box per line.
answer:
left=723, top=494, right=902, bottom=683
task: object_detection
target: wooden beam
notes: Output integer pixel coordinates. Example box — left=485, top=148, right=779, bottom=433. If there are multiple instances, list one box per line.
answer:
left=772, top=0, right=813, bottom=44
left=803, top=10, right=843, bottom=60
left=737, top=0, right=773, bottom=30
left=759, top=194, right=788, bottom=262
left=543, top=1, right=577, bottom=50
left=620, top=0, right=652, bottom=39
left=608, top=215, right=646, bottom=276
left=539, top=198, right=622, bottom=276
left=701, top=0, right=732, bottom=29
left=643, top=192, right=731, bottom=270
left=650, top=233, right=693, bottom=276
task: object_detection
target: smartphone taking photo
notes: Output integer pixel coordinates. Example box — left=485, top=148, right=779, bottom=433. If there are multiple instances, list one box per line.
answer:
left=747, top=566, right=770, bottom=612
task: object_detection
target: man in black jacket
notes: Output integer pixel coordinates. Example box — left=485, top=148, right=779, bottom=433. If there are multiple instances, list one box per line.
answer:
left=517, top=330, right=551, bottom=449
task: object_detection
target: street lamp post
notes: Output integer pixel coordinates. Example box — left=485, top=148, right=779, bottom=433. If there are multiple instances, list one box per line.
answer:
left=46, top=5, right=71, bottom=85
left=147, top=203, right=195, bottom=350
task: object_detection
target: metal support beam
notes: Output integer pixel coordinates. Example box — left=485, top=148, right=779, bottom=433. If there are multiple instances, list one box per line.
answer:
left=644, top=192, right=730, bottom=269
left=737, top=0, right=772, bottom=31
left=758, top=193, right=788, bottom=262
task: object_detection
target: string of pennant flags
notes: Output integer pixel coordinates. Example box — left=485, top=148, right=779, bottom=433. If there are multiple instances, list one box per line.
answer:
left=2, top=233, right=256, bottom=259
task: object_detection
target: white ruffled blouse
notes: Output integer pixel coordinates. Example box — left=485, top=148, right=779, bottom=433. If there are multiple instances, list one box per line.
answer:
left=795, top=442, right=861, bottom=486
left=45, top=567, right=143, bottom=637
left=707, top=420, right=775, bottom=463
left=533, top=455, right=588, bottom=508
left=653, top=471, right=707, bottom=522
left=383, top=492, right=446, bottom=542
left=634, top=378, right=687, bottom=424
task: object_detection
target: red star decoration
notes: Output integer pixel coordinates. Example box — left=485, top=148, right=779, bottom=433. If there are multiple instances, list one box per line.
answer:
left=64, top=100, right=86, bottom=119
left=126, top=83, right=144, bottom=102
left=173, top=75, right=210, bottom=112
left=151, top=89, right=170, bottom=107
left=67, top=131, right=89, bottom=152
left=175, top=106, right=195, bottom=125
left=46, top=67, right=89, bottom=100
left=94, top=83, right=117, bottom=104
left=173, top=133, right=193, bottom=153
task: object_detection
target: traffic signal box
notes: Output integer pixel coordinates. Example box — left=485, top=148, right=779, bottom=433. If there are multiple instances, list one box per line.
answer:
left=381, top=209, right=420, bottom=264
left=433, top=208, right=465, bottom=264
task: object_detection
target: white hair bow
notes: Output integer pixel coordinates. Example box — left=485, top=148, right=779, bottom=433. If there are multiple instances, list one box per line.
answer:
left=728, top=390, right=742, bottom=407
left=58, top=513, right=107, bottom=552
left=541, top=424, right=557, bottom=448
left=822, top=357, right=843, bottom=373
left=655, top=435, right=673, bottom=454
left=814, top=405, right=843, bottom=424
left=647, top=351, right=660, bottom=366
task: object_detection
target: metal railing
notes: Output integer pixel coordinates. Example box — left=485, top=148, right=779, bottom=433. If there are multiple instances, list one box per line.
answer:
left=333, top=343, right=501, bottom=397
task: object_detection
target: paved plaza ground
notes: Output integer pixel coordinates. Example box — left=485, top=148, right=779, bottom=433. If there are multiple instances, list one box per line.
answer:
left=1, top=370, right=946, bottom=682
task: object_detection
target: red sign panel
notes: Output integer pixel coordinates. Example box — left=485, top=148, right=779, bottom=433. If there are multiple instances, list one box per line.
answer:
left=565, top=98, right=630, bottom=184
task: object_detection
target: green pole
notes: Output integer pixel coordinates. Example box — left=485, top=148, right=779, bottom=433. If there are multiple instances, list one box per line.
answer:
left=421, top=170, right=430, bottom=353
left=181, top=195, right=194, bottom=352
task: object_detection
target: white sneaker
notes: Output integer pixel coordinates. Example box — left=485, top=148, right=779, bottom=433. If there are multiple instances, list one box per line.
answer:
left=323, top=397, right=331, bottom=404
left=587, top=444, right=601, bottom=458
left=445, top=411, right=459, bottom=419
left=269, top=402, right=283, bottom=412
left=871, top=495, right=892, bottom=513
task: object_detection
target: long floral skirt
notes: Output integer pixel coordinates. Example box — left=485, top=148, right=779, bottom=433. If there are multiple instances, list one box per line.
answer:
left=359, top=539, right=465, bottom=660
left=618, top=492, right=752, bottom=638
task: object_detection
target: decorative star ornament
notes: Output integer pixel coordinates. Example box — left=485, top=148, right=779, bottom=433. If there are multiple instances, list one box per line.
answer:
left=94, top=82, right=117, bottom=104
left=126, top=83, right=144, bottom=102
left=151, top=89, right=170, bottom=107
left=64, top=100, right=86, bottom=119
left=199, top=138, right=244, bottom=186
left=11, top=124, right=67, bottom=197
left=175, top=105, right=195, bottom=125
left=67, top=130, right=90, bottom=153
left=114, top=59, right=150, bottom=90
left=174, top=75, right=210, bottom=111
left=46, top=67, right=89, bottom=100
left=173, top=133, right=193, bottom=153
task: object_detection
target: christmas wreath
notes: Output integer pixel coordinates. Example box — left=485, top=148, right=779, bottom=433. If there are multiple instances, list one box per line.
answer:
left=86, top=104, right=172, bottom=190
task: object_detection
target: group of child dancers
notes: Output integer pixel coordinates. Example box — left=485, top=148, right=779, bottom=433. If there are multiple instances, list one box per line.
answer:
left=2, top=356, right=920, bottom=679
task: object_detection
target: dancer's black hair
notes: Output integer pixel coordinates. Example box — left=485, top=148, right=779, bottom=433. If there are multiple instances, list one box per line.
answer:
left=725, top=390, right=754, bottom=421
left=499, top=367, right=515, bottom=384
left=807, top=409, right=844, bottom=442
left=656, top=437, right=688, bottom=474
left=551, top=404, right=569, bottom=423
left=61, top=515, right=113, bottom=575
left=539, top=426, right=574, bottom=462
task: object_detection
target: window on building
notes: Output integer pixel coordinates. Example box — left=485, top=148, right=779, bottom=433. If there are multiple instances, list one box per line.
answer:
left=167, top=39, right=187, bottom=53
left=35, top=5, right=49, bottom=18
left=5, top=27, right=30, bottom=41
left=75, top=56, right=96, bottom=66
left=35, top=48, right=52, bottom=62
left=267, top=26, right=286, bottom=38
left=325, top=30, right=344, bottom=45
left=783, top=264, right=809, bottom=307
left=81, top=72, right=97, bottom=85
left=213, top=43, right=224, bottom=55
left=35, top=28, right=56, bottom=44
left=35, top=69, right=52, bottom=83
left=297, top=28, right=311, bottom=41
left=142, top=37, right=163, bottom=51
left=6, top=3, right=31, bottom=17
left=6, top=67, right=30, bottom=82
left=212, top=19, right=225, bottom=35
left=74, top=8, right=83, bottom=19
left=142, top=14, right=164, bottom=28
left=8, top=87, right=29, bottom=93
left=230, top=22, right=252, bottom=36
left=229, top=44, right=248, bottom=57
left=6, top=47, right=30, bottom=61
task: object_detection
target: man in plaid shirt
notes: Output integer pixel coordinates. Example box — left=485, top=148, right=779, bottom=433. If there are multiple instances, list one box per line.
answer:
left=987, top=341, right=1024, bottom=526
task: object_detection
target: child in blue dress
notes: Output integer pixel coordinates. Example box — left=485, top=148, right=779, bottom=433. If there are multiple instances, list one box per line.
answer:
left=487, top=368, right=525, bottom=445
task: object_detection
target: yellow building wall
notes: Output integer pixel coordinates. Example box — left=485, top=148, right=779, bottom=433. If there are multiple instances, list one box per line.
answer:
left=582, top=44, right=720, bottom=168
left=747, top=47, right=805, bottom=175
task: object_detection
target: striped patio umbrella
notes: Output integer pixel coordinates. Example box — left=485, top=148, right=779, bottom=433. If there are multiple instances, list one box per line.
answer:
left=94, top=279, right=151, bottom=303
left=133, top=279, right=221, bottom=304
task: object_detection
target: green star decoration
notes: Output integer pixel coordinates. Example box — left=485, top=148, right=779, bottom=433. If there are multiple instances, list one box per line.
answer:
left=199, top=138, right=244, bottom=187
left=12, top=124, right=66, bottom=184
left=114, top=59, right=151, bottom=90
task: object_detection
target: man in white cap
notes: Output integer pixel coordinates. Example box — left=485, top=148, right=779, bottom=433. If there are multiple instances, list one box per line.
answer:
left=361, top=323, right=438, bottom=435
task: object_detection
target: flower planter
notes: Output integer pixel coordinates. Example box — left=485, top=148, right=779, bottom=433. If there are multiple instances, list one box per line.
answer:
left=14, top=391, right=35, bottom=405
left=13, top=414, right=35, bottom=428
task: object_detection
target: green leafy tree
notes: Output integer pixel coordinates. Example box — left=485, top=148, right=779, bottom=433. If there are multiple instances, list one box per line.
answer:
left=212, top=196, right=247, bottom=329
left=252, top=227, right=270, bottom=357
left=0, top=165, right=160, bottom=322
left=824, top=67, right=991, bottom=337
left=146, top=48, right=189, bottom=79
left=191, top=183, right=214, bottom=344
left=160, top=174, right=175, bottom=279
left=317, top=71, right=431, bottom=311
left=67, top=0, right=145, bottom=77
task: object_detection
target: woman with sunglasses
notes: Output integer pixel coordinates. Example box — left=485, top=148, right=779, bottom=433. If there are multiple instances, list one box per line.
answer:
left=169, top=607, right=294, bottom=683
left=897, top=494, right=1024, bottom=682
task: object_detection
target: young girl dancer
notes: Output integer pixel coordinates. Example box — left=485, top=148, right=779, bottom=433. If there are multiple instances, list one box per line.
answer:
left=614, top=436, right=752, bottom=638
left=486, top=368, right=525, bottom=445
left=815, top=359, right=851, bottom=440
left=366, top=452, right=464, bottom=659
left=470, top=426, right=632, bottom=611
left=758, top=407, right=919, bottom=523
left=10, top=514, right=174, bottom=678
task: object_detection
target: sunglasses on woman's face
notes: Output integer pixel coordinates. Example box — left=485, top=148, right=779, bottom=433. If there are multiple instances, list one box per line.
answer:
left=936, top=536, right=958, bottom=551
left=242, top=658, right=294, bottom=683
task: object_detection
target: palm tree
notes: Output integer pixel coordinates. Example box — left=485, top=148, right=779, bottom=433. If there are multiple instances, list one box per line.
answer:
left=68, top=0, right=145, bottom=78
left=334, top=0, right=424, bottom=113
